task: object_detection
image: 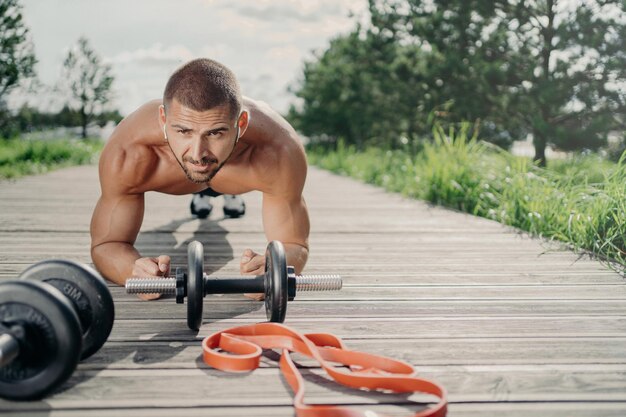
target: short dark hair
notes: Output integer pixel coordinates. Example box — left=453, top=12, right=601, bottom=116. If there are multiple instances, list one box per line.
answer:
left=163, top=58, right=242, bottom=120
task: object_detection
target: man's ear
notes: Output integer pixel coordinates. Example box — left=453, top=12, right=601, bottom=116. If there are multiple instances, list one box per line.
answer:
left=158, top=104, right=168, bottom=141
left=236, top=110, right=250, bottom=138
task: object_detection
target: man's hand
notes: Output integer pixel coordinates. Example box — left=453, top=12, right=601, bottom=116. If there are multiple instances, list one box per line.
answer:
left=240, top=249, right=265, bottom=300
left=240, top=249, right=265, bottom=275
left=131, top=255, right=171, bottom=301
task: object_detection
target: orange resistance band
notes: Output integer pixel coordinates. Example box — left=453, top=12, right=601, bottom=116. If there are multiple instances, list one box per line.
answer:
left=202, top=323, right=447, bottom=417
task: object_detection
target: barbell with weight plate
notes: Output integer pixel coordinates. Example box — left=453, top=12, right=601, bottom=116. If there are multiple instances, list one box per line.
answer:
left=126, top=240, right=342, bottom=330
left=0, top=260, right=114, bottom=400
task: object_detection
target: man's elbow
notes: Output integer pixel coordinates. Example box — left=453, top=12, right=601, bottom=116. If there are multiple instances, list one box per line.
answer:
left=90, top=243, right=107, bottom=275
left=283, top=242, right=309, bottom=274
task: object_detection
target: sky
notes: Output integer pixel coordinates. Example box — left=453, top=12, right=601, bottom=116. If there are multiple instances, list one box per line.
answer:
left=15, top=0, right=368, bottom=116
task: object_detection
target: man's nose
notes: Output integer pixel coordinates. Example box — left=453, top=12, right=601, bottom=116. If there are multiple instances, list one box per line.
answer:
left=190, top=137, right=209, bottom=162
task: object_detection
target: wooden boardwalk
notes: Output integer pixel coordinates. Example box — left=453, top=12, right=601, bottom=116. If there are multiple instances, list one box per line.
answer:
left=1, top=164, right=625, bottom=416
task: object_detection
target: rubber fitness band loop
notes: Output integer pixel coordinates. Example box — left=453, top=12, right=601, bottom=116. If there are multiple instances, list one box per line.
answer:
left=202, top=322, right=447, bottom=417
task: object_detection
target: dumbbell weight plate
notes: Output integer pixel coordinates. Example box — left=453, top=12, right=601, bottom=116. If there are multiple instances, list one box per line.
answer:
left=19, top=260, right=115, bottom=360
left=187, top=241, right=204, bottom=330
left=264, top=241, right=287, bottom=322
left=0, top=280, right=82, bottom=400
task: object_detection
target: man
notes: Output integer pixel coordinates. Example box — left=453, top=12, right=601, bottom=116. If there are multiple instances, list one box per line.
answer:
left=90, top=58, right=310, bottom=300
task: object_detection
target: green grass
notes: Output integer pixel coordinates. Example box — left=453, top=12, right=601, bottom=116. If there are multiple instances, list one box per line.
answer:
left=307, top=125, right=626, bottom=271
left=0, top=138, right=103, bottom=179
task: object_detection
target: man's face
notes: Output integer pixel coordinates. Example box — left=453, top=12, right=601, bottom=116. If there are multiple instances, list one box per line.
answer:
left=161, top=99, right=238, bottom=184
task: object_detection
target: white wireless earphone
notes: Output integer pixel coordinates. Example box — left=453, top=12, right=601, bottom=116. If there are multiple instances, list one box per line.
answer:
left=234, top=110, right=249, bottom=144
left=163, top=123, right=168, bottom=142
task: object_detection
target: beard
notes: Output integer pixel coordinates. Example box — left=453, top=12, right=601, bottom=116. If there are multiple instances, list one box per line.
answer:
left=168, top=139, right=238, bottom=185
left=178, top=156, right=224, bottom=184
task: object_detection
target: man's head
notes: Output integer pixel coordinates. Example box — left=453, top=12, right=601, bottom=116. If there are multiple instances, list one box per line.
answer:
left=159, top=58, right=249, bottom=184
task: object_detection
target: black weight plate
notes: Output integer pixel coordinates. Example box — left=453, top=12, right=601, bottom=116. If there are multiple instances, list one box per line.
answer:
left=19, top=259, right=115, bottom=360
left=187, top=241, right=204, bottom=330
left=0, top=280, right=82, bottom=400
left=264, top=241, right=288, bottom=322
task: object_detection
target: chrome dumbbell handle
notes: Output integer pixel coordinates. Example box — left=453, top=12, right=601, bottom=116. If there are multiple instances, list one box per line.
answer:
left=125, top=278, right=177, bottom=294
left=125, top=273, right=342, bottom=294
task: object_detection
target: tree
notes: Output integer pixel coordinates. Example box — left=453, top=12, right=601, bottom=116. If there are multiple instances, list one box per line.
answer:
left=60, top=37, right=114, bottom=138
left=504, top=0, right=626, bottom=165
left=368, top=0, right=626, bottom=165
left=0, top=0, right=36, bottom=137
left=13, top=104, right=124, bottom=132
left=290, top=1, right=520, bottom=150
left=289, top=26, right=412, bottom=149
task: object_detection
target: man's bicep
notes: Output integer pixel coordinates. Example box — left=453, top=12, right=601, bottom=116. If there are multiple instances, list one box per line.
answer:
left=90, top=191, right=145, bottom=249
left=262, top=193, right=310, bottom=248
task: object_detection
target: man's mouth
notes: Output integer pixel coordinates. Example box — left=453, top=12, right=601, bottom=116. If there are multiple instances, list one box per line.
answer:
left=186, top=159, right=217, bottom=173
left=189, top=163, right=212, bottom=173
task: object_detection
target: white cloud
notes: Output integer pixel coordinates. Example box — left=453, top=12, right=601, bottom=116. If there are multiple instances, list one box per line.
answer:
left=234, top=1, right=344, bottom=23
left=267, top=45, right=302, bottom=61
left=108, top=44, right=196, bottom=67
left=200, top=0, right=364, bottom=22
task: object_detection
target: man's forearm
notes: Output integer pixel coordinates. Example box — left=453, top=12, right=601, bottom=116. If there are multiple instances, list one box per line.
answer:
left=91, top=242, right=141, bottom=286
left=283, top=243, right=309, bottom=275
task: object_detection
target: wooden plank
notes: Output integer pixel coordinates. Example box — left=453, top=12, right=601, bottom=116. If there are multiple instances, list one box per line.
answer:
left=103, top=317, right=626, bottom=341
left=5, top=403, right=626, bottom=417
left=101, top=284, right=626, bottom=302
left=2, top=252, right=611, bottom=273
left=82, top=337, right=626, bottom=369
left=4, top=269, right=621, bottom=285
left=1, top=365, right=626, bottom=411
left=1, top=254, right=612, bottom=273
left=102, top=299, right=626, bottom=318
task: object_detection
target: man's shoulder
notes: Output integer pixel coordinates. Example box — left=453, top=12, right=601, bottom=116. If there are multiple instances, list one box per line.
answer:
left=99, top=108, right=165, bottom=193
left=101, top=136, right=158, bottom=168
left=246, top=136, right=306, bottom=199
left=239, top=98, right=307, bottom=194
left=99, top=140, right=159, bottom=193
left=99, top=99, right=165, bottom=193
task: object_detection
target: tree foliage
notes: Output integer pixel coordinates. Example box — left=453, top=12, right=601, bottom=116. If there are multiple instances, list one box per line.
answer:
left=289, top=26, right=420, bottom=149
left=289, top=0, right=626, bottom=165
left=0, top=0, right=35, bottom=101
left=0, top=0, right=36, bottom=137
left=60, top=37, right=114, bottom=138
left=478, top=0, right=626, bottom=165
left=14, top=104, right=123, bottom=133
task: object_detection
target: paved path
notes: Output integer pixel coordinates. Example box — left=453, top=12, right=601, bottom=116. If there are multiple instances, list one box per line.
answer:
left=0, top=164, right=625, bottom=416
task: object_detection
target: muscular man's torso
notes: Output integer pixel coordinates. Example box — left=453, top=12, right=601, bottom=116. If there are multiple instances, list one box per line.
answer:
left=101, top=98, right=293, bottom=197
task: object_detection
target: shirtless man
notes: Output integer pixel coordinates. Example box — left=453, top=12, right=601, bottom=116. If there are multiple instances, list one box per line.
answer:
left=90, top=58, right=310, bottom=300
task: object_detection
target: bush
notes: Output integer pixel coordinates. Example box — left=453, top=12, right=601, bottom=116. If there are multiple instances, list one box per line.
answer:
left=0, top=138, right=103, bottom=179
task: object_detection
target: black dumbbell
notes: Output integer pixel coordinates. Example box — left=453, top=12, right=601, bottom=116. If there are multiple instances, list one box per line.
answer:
left=19, top=260, right=115, bottom=360
left=0, top=280, right=82, bottom=400
left=126, top=240, right=342, bottom=330
left=0, top=260, right=114, bottom=400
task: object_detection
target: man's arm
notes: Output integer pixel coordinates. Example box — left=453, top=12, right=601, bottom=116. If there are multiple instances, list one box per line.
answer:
left=262, top=192, right=310, bottom=274
left=239, top=165, right=310, bottom=276
left=261, top=136, right=310, bottom=273
left=90, top=189, right=145, bottom=286
left=90, top=143, right=170, bottom=291
left=239, top=99, right=310, bottom=274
